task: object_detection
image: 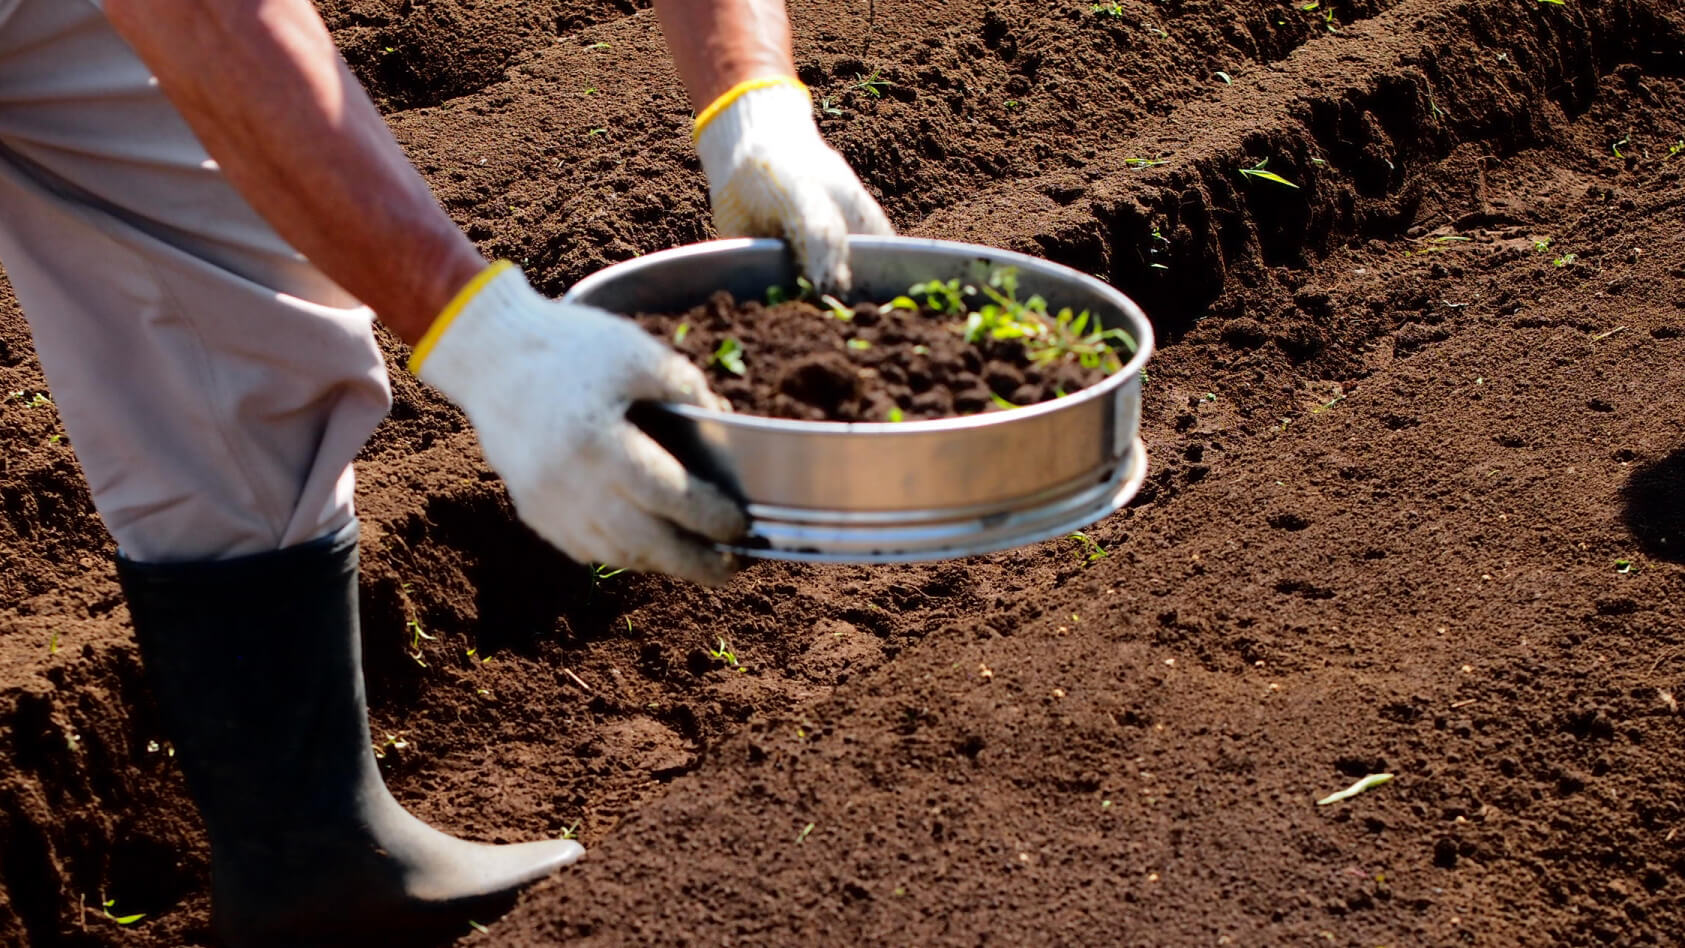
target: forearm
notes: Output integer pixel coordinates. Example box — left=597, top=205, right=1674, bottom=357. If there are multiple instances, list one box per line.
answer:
left=651, top=0, right=795, bottom=110
left=103, top=0, right=481, bottom=345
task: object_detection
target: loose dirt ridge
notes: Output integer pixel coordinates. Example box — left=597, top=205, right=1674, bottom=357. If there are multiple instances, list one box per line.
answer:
left=2, top=0, right=1683, bottom=944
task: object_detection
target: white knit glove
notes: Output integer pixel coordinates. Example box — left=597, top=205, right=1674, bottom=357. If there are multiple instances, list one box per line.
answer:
left=695, top=77, right=893, bottom=291
left=409, top=263, right=745, bottom=586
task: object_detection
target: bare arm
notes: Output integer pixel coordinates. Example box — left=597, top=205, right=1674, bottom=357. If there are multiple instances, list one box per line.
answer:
left=651, top=0, right=795, bottom=110
left=102, top=0, right=482, bottom=345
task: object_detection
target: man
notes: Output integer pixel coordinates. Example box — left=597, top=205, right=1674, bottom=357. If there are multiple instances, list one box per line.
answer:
left=0, top=0, right=891, bottom=943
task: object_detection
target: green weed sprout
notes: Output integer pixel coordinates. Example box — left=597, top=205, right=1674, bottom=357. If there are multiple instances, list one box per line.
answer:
left=853, top=70, right=890, bottom=98
left=1239, top=157, right=1300, bottom=189
left=585, top=41, right=612, bottom=50
left=592, top=563, right=627, bottom=582
left=820, top=293, right=854, bottom=321
left=1124, top=157, right=1170, bottom=168
left=886, top=406, right=906, bottom=422
left=711, top=338, right=747, bottom=376
left=560, top=821, right=581, bottom=841
left=765, top=275, right=816, bottom=305
left=906, top=278, right=970, bottom=316
left=1316, top=773, right=1393, bottom=806
left=1611, top=135, right=1630, bottom=158
left=1554, top=253, right=1577, bottom=268
left=1069, top=531, right=1109, bottom=564
left=1091, top=1, right=1124, bottom=16
left=1532, top=237, right=1552, bottom=253
left=707, top=637, right=743, bottom=671
left=672, top=322, right=690, bottom=344
left=968, top=269, right=1136, bottom=373
left=101, top=898, right=144, bottom=926
left=1668, top=140, right=1684, bottom=159
left=1216, top=71, right=1233, bottom=84
left=819, top=97, right=843, bottom=117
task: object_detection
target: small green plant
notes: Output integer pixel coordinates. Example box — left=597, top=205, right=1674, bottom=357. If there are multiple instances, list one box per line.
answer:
left=965, top=269, right=1137, bottom=373
left=1615, top=558, right=1637, bottom=574
left=846, top=338, right=873, bottom=350
left=1553, top=253, right=1577, bottom=267
left=100, top=898, right=144, bottom=926
left=1668, top=139, right=1684, bottom=159
left=672, top=322, right=690, bottom=344
left=372, top=733, right=410, bottom=760
left=904, top=277, right=970, bottom=317
left=820, top=293, right=854, bottom=321
left=819, top=97, right=844, bottom=117
left=592, top=563, right=627, bottom=582
left=587, top=127, right=607, bottom=137
left=1322, top=7, right=1338, bottom=32
left=1534, top=0, right=1564, bottom=5
left=1004, top=99, right=1022, bottom=110
left=1532, top=237, right=1552, bottom=253
left=1123, top=157, right=1170, bottom=169
left=1611, top=135, right=1630, bottom=158
left=707, top=637, right=743, bottom=671
left=1069, top=531, right=1109, bottom=564
left=1091, top=1, right=1124, bottom=16
left=560, top=821, right=581, bottom=841
left=1239, top=157, right=1300, bottom=189
left=47, top=632, right=60, bottom=654
left=886, top=406, right=906, bottom=422
left=1216, top=71, right=1233, bottom=84
left=585, top=41, right=612, bottom=50
left=796, top=822, right=816, bottom=844
left=765, top=276, right=816, bottom=306
left=711, top=338, right=747, bottom=376
left=580, top=86, right=596, bottom=96
left=853, top=70, right=890, bottom=98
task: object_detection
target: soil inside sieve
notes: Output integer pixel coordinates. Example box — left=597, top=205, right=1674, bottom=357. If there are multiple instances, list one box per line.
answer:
left=631, top=289, right=1128, bottom=422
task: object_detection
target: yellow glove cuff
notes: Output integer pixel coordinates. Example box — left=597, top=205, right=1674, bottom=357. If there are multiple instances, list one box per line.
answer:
left=408, top=259, right=516, bottom=375
left=692, top=75, right=808, bottom=143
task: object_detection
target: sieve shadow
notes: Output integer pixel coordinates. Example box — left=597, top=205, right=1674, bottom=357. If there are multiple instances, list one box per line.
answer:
left=1620, top=447, right=1685, bottom=563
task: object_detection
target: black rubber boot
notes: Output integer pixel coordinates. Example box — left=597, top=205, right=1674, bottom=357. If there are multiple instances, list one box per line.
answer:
left=116, top=522, right=581, bottom=947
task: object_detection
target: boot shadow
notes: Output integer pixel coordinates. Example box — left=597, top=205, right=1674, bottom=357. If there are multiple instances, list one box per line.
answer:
left=1620, top=447, right=1685, bottom=563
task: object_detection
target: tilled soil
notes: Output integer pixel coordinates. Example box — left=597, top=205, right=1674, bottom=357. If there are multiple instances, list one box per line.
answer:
left=3, top=0, right=1684, bottom=945
left=634, top=293, right=1114, bottom=421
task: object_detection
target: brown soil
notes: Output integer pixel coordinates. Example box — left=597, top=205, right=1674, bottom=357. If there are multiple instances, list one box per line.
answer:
left=634, top=292, right=1114, bottom=421
left=4, top=0, right=1685, bottom=946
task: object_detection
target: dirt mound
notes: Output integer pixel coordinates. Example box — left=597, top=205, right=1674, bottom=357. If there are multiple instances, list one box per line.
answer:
left=3, top=0, right=1684, bottom=945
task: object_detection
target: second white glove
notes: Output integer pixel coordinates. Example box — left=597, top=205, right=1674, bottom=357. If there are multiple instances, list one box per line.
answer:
left=695, top=77, right=894, bottom=291
left=409, top=263, right=746, bottom=586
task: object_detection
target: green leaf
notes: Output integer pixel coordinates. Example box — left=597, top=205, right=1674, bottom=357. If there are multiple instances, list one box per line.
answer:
left=990, top=392, right=1019, bottom=411
left=887, top=407, right=905, bottom=422
left=712, top=338, right=746, bottom=376
left=1239, top=159, right=1301, bottom=188
left=881, top=295, right=920, bottom=313
left=672, top=322, right=690, bottom=344
left=846, top=338, right=872, bottom=350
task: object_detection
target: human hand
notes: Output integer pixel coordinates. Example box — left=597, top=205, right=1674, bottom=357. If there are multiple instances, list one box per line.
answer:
left=695, top=77, right=894, bottom=292
left=409, top=263, right=746, bottom=585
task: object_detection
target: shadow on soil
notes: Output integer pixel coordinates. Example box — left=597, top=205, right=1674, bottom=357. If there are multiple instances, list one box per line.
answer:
left=1620, top=447, right=1685, bottom=563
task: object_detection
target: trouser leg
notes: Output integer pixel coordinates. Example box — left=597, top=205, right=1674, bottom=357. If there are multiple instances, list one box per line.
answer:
left=0, top=0, right=391, bottom=561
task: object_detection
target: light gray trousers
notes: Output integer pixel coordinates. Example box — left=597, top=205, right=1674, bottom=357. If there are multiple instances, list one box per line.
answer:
left=0, top=0, right=391, bottom=562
